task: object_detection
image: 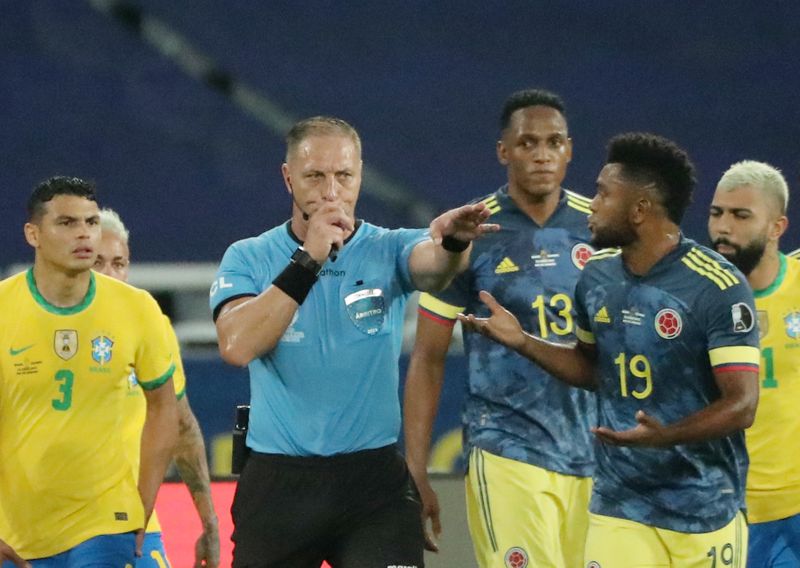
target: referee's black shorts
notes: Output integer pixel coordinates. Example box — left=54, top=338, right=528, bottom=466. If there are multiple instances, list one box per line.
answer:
left=231, top=444, right=425, bottom=568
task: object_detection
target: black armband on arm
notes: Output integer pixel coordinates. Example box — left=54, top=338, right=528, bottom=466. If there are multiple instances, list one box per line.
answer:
left=441, top=235, right=470, bottom=253
left=272, top=248, right=321, bottom=305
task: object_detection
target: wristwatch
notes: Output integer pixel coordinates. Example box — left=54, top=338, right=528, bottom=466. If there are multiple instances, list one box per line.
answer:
left=291, top=247, right=324, bottom=276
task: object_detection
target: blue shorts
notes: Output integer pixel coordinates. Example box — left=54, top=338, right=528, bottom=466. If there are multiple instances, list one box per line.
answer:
left=4, top=533, right=136, bottom=568
left=748, top=512, right=800, bottom=568
left=135, top=532, right=171, bottom=568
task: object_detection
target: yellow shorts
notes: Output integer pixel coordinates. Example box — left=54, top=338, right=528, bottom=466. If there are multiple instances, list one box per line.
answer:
left=465, top=447, right=592, bottom=568
left=584, top=510, right=748, bottom=568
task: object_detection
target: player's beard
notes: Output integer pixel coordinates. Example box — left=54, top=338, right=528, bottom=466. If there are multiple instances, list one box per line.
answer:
left=591, top=219, right=636, bottom=249
left=712, top=235, right=767, bottom=276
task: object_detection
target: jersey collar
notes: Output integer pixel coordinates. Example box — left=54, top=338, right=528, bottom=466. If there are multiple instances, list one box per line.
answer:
left=621, top=234, right=688, bottom=279
left=753, top=253, right=787, bottom=299
left=26, top=268, right=96, bottom=315
left=499, top=184, right=569, bottom=227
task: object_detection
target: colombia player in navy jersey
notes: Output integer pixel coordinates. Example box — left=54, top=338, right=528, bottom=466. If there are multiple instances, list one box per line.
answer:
left=461, top=133, right=759, bottom=567
left=404, top=89, right=595, bottom=568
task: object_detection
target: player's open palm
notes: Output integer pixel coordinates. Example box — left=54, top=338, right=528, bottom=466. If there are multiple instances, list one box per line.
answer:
left=592, top=410, right=670, bottom=447
left=458, top=291, right=526, bottom=350
left=0, top=539, right=30, bottom=568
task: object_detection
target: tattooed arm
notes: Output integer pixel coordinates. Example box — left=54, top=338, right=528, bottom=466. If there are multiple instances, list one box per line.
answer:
left=174, top=395, right=220, bottom=568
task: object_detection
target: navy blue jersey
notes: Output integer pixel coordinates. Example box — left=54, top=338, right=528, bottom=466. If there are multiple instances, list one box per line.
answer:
left=419, top=186, right=596, bottom=476
left=210, top=221, right=427, bottom=456
left=574, top=238, right=760, bottom=532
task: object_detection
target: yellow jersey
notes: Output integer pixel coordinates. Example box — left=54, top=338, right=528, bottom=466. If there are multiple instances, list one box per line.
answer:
left=123, top=315, right=186, bottom=534
left=0, top=269, right=174, bottom=558
left=747, top=253, right=800, bottom=522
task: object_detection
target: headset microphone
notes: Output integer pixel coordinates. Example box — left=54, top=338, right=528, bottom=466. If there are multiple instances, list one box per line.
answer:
left=290, top=190, right=338, bottom=262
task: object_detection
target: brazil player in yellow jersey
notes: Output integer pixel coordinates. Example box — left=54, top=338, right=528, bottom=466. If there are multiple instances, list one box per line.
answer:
left=0, top=177, right=178, bottom=566
left=94, top=208, right=220, bottom=567
left=709, top=160, right=800, bottom=567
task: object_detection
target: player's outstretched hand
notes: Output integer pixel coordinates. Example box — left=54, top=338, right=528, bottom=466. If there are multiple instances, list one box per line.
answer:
left=194, top=525, right=221, bottom=567
left=0, top=538, right=31, bottom=568
left=592, top=410, right=670, bottom=447
left=429, top=202, right=500, bottom=246
left=457, top=291, right=526, bottom=351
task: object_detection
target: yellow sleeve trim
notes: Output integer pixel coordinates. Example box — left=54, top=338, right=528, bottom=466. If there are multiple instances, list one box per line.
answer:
left=175, top=385, right=186, bottom=400
left=708, top=346, right=760, bottom=366
left=479, top=195, right=502, bottom=214
left=586, top=248, right=621, bottom=263
left=576, top=326, right=596, bottom=345
left=418, top=293, right=464, bottom=320
left=565, top=190, right=592, bottom=214
left=139, top=363, right=176, bottom=391
left=681, top=248, right=739, bottom=290
left=564, top=189, right=592, bottom=204
left=566, top=201, right=591, bottom=214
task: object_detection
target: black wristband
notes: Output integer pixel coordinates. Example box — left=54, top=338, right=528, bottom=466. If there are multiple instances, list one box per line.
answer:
left=441, top=235, right=470, bottom=253
left=272, top=261, right=318, bottom=305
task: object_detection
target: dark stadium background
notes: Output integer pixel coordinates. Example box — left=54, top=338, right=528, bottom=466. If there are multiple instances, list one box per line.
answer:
left=3, top=2, right=799, bottom=565
left=3, top=1, right=799, bottom=261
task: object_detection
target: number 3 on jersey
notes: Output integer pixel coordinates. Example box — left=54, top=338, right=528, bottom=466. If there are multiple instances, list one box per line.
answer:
left=530, top=293, right=573, bottom=338
left=52, top=369, right=74, bottom=411
left=615, top=352, right=653, bottom=399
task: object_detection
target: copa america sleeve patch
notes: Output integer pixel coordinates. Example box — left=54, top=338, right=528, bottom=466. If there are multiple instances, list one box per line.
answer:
left=731, top=302, right=755, bottom=333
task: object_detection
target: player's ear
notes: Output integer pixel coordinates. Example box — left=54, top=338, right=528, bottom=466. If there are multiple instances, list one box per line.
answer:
left=282, top=163, right=293, bottom=195
left=24, top=222, right=40, bottom=248
left=630, top=195, right=652, bottom=225
left=496, top=140, right=508, bottom=166
left=769, top=215, right=789, bottom=242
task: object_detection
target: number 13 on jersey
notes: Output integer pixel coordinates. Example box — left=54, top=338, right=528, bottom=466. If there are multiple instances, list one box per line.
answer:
left=530, top=293, right=573, bottom=338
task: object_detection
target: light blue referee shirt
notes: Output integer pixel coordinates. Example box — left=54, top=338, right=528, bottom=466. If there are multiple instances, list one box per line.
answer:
left=210, top=221, right=428, bottom=456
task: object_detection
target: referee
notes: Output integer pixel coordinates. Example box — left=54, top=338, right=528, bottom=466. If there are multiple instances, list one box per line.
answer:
left=210, top=116, right=499, bottom=567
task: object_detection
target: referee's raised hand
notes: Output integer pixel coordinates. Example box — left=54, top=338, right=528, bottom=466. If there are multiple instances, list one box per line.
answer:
left=428, top=201, right=499, bottom=246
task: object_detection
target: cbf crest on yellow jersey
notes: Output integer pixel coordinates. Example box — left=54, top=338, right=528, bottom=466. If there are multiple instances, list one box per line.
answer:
left=748, top=253, right=800, bottom=523
left=0, top=269, right=174, bottom=559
